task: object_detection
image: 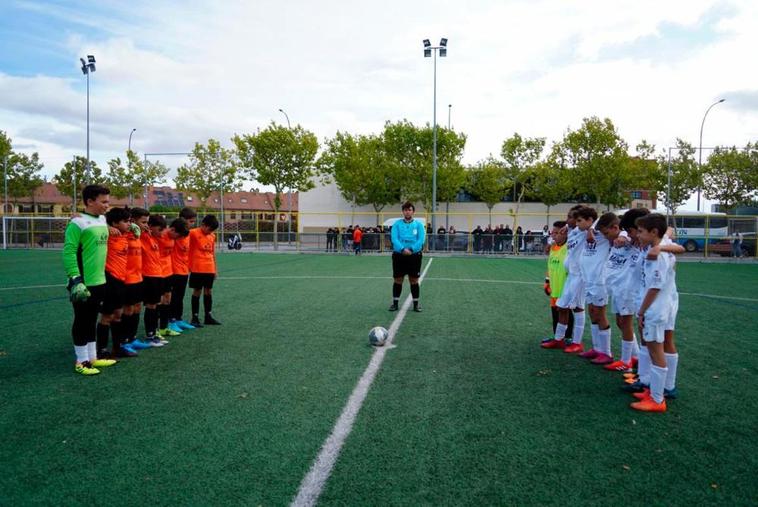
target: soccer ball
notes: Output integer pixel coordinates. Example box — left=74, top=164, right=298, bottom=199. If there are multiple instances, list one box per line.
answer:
left=368, top=326, right=389, bottom=346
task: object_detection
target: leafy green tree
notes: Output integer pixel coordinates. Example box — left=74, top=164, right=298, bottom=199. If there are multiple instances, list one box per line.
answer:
left=175, top=139, right=241, bottom=212
left=234, top=123, right=319, bottom=247
left=531, top=151, right=573, bottom=227
left=106, top=156, right=131, bottom=200
left=465, top=157, right=510, bottom=224
left=53, top=156, right=106, bottom=208
left=556, top=117, right=632, bottom=209
left=500, top=133, right=545, bottom=231
left=654, top=139, right=700, bottom=218
left=703, top=144, right=758, bottom=210
left=1, top=132, right=45, bottom=211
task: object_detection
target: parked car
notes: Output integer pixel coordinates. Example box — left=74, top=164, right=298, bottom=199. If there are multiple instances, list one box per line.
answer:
left=709, top=232, right=756, bottom=257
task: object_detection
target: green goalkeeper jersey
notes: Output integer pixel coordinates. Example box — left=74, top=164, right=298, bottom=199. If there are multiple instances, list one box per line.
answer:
left=547, top=243, right=569, bottom=298
left=63, top=213, right=109, bottom=286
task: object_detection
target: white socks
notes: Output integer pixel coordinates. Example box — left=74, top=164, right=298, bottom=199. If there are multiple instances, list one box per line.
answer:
left=650, top=365, right=668, bottom=403
left=621, top=340, right=633, bottom=364
left=590, top=323, right=599, bottom=351
left=87, top=342, right=97, bottom=362
left=598, top=327, right=611, bottom=356
left=632, top=336, right=640, bottom=358
left=637, top=347, right=651, bottom=385
left=665, top=353, right=679, bottom=391
left=572, top=312, right=585, bottom=345
left=554, top=323, right=568, bottom=341
left=74, top=345, right=89, bottom=364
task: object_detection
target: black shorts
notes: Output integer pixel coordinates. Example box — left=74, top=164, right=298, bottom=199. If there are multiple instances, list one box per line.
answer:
left=392, top=252, right=422, bottom=278
left=142, top=276, right=166, bottom=305
left=169, top=274, right=189, bottom=291
left=101, top=272, right=126, bottom=314
left=124, top=282, right=144, bottom=306
left=189, top=272, right=215, bottom=290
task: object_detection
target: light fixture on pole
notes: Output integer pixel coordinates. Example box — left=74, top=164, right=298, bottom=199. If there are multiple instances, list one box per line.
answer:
left=423, top=37, right=447, bottom=236
left=279, top=108, right=293, bottom=244
left=80, top=55, right=96, bottom=183
left=128, top=128, right=136, bottom=152
left=448, top=104, right=452, bottom=130
left=697, top=98, right=724, bottom=211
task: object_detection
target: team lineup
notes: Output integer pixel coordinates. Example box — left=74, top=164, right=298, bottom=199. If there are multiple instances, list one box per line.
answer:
left=542, top=204, right=685, bottom=413
left=64, top=186, right=681, bottom=413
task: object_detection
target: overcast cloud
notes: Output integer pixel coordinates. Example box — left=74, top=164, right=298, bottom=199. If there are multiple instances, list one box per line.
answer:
left=1, top=0, right=756, bottom=208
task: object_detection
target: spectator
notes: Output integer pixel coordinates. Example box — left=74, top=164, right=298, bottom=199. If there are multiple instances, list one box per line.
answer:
left=515, top=226, right=523, bottom=253
left=504, top=225, right=513, bottom=253
left=448, top=225, right=456, bottom=234
left=494, top=224, right=504, bottom=252
left=353, top=226, right=363, bottom=255
left=732, top=230, right=743, bottom=258
left=472, top=225, right=483, bottom=253
left=326, top=227, right=334, bottom=252
left=437, top=226, right=447, bottom=251
left=484, top=225, right=493, bottom=253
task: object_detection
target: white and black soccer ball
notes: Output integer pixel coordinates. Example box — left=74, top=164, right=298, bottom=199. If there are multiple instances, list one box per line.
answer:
left=368, top=326, right=389, bottom=346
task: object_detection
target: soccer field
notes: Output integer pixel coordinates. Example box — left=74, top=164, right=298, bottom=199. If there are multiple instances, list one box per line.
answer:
left=1, top=250, right=756, bottom=506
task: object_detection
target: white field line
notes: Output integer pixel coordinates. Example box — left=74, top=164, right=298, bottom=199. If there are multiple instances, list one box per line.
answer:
left=0, top=275, right=755, bottom=303
left=290, top=258, right=434, bottom=507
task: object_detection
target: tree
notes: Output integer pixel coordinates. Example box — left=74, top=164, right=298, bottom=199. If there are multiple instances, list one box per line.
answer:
left=556, top=117, right=632, bottom=209
left=0, top=132, right=44, bottom=212
left=175, top=139, right=241, bottom=212
left=500, top=133, right=545, bottom=232
left=234, top=123, right=318, bottom=247
left=318, top=131, right=402, bottom=224
left=53, top=156, right=106, bottom=208
left=465, top=157, right=510, bottom=224
left=107, top=150, right=167, bottom=205
left=531, top=150, right=573, bottom=226
left=703, top=144, right=758, bottom=210
left=653, top=139, right=700, bottom=219
left=106, top=156, right=132, bottom=200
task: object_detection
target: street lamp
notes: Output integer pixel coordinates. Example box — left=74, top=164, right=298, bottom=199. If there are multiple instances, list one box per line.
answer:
left=423, top=37, right=447, bottom=235
left=448, top=104, right=452, bottom=130
left=80, top=55, right=96, bottom=183
left=279, top=108, right=293, bottom=244
left=697, top=98, right=725, bottom=211
left=128, top=128, right=136, bottom=152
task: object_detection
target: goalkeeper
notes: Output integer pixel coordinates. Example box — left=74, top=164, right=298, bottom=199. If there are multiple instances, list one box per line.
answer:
left=62, top=184, right=117, bottom=376
left=541, top=221, right=574, bottom=349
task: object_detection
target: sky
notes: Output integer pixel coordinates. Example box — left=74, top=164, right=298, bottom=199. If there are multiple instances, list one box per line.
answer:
left=1, top=0, right=757, bottom=210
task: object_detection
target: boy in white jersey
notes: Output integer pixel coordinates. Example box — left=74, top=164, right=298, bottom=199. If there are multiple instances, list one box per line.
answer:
left=603, top=209, right=649, bottom=373
left=556, top=205, right=589, bottom=354
left=577, top=210, right=618, bottom=365
left=630, top=213, right=678, bottom=412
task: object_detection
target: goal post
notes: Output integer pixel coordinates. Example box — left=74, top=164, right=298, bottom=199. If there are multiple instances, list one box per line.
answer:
left=2, top=215, right=70, bottom=249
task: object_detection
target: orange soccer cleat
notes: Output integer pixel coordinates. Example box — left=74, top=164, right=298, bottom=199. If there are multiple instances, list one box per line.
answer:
left=630, top=397, right=667, bottom=412
left=541, top=339, right=566, bottom=349
left=563, top=343, right=585, bottom=354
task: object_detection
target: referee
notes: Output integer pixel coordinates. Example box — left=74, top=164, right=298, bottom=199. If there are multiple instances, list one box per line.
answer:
left=389, top=201, right=426, bottom=312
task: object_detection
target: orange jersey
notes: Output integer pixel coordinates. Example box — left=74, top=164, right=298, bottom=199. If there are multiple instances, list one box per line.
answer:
left=141, top=232, right=163, bottom=277
left=353, top=228, right=363, bottom=243
left=105, top=234, right=129, bottom=281
left=125, top=232, right=143, bottom=284
left=189, top=228, right=216, bottom=274
left=172, top=235, right=190, bottom=276
left=157, top=230, right=175, bottom=277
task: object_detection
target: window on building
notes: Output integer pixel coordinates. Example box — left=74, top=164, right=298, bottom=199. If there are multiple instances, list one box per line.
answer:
left=241, top=198, right=248, bottom=203
left=213, top=198, right=219, bottom=203
left=19, top=204, right=34, bottom=213
left=187, top=196, right=193, bottom=201
left=630, top=191, right=642, bottom=199
left=36, top=204, right=53, bottom=213
left=242, top=212, right=252, bottom=219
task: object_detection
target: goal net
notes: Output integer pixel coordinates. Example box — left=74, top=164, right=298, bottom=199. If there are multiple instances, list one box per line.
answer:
left=2, top=216, right=70, bottom=249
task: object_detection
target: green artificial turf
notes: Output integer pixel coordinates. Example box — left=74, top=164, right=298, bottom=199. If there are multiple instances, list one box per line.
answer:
left=1, top=250, right=756, bottom=506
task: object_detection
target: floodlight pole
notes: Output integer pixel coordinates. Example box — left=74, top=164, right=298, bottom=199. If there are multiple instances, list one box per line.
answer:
left=129, top=128, right=136, bottom=152
left=697, top=99, right=725, bottom=211
left=279, top=108, right=293, bottom=244
left=448, top=104, right=452, bottom=130
left=667, top=147, right=673, bottom=224
left=86, top=69, right=90, bottom=183
left=3, top=157, right=8, bottom=217
left=72, top=155, right=77, bottom=211
left=424, top=38, right=447, bottom=235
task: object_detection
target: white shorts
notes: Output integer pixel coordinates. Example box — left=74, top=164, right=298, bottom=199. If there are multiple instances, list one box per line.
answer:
left=610, top=289, right=635, bottom=316
left=556, top=273, right=585, bottom=309
left=585, top=285, right=608, bottom=307
left=643, top=321, right=666, bottom=343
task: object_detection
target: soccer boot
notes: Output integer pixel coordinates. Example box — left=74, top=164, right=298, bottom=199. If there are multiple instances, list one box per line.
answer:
left=621, top=380, right=648, bottom=393
left=632, top=388, right=651, bottom=400
left=190, top=316, right=204, bottom=328
left=175, top=320, right=196, bottom=331
left=129, top=339, right=154, bottom=350
left=630, top=356, right=639, bottom=368
left=388, top=303, right=399, bottom=312
left=630, top=397, right=666, bottom=412
left=563, top=343, right=584, bottom=354
left=167, top=322, right=184, bottom=334
left=158, top=327, right=181, bottom=337
left=604, top=360, right=633, bottom=372
left=91, top=358, right=117, bottom=368
left=663, top=387, right=679, bottom=399
left=148, top=336, right=167, bottom=347
left=121, top=343, right=140, bottom=355
left=623, top=372, right=638, bottom=380
left=204, top=314, right=222, bottom=325
left=578, top=348, right=599, bottom=359
left=113, top=346, right=138, bottom=358
left=541, top=339, right=566, bottom=349
left=590, top=353, right=613, bottom=365
left=412, top=303, right=422, bottom=313
left=75, top=362, right=100, bottom=376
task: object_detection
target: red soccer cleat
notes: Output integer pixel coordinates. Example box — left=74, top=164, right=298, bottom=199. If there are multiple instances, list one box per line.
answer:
left=541, top=339, right=566, bottom=349
left=632, top=388, right=651, bottom=400
left=604, top=360, right=632, bottom=372
left=563, top=343, right=585, bottom=354
left=630, top=397, right=666, bottom=412
left=578, top=349, right=599, bottom=359
left=623, top=372, right=638, bottom=379
left=630, top=356, right=639, bottom=368
left=591, top=353, right=614, bottom=365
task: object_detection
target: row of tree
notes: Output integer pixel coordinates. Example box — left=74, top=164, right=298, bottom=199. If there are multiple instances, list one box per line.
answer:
left=2, top=118, right=757, bottom=223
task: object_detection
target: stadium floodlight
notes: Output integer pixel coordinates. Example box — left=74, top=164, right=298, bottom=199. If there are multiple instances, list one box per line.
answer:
left=422, top=37, right=448, bottom=237
left=697, top=98, right=725, bottom=211
left=278, top=108, right=293, bottom=243
left=80, top=54, right=96, bottom=183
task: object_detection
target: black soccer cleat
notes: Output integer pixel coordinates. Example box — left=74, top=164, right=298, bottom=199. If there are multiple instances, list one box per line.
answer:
left=204, top=314, right=222, bottom=325
left=190, top=317, right=204, bottom=328
left=388, top=303, right=399, bottom=312
left=412, top=303, right=422, bottom=313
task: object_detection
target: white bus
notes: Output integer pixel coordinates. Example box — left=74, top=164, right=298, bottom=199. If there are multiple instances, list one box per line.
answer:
left=614, top=209, right=728, bottom=252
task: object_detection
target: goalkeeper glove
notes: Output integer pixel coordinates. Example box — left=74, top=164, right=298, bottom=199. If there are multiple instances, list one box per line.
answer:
left=67, top=276, right=90, bottom=303
left=129, top=222, right=141, bottom=238
left=544, top=277, right=551, bottom=296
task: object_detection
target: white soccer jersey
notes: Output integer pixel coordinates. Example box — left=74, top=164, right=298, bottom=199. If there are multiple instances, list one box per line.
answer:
left=564, top=226, right=587, bottom=274
left=579, top=228, right=611, bottom=291
left=640, top=252, right=677, bottom=325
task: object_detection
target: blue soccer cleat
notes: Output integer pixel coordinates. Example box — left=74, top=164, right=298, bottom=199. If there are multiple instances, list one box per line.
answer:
left=129, top=339, right=153, bottom=350
left=174, top=320, right=195, bottom=331
left=167, top=322, right=184, bottom=334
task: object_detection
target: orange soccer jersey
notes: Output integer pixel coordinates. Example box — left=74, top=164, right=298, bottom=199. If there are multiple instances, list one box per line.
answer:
left=125, top=232, right=143, bottom=284
left=172, top=235, right=190, bottom=276
left=105, top=234, right=129, bottom=282
left=157, top=230, right=175, bottom=277
left=189, top=228, right=216, bottom=274
left=141, top=232, right=163, bottom=277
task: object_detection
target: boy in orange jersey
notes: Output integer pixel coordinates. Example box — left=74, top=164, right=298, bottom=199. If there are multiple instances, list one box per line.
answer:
left=189, top=214, right=221, bottom=327
left=168, top=207, right=198, bottom=332
left=141, top=215, right=168, bottom=346
left=121, top=207, right=152, bottom=352
left=96, top=207, right=134, bottom=359
left=155, top=217, right=189, bottom=338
